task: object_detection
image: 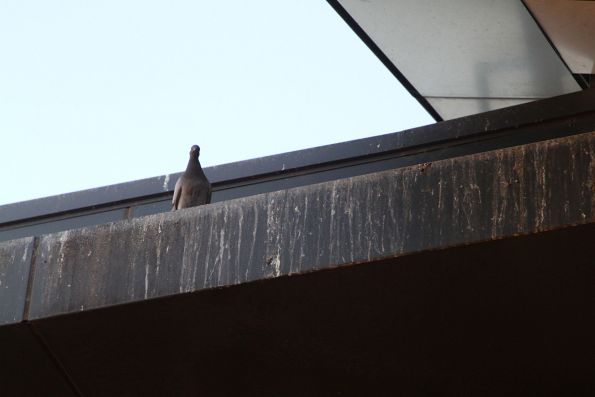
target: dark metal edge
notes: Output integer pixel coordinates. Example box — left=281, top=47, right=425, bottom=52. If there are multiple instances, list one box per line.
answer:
left=1, top=89, right=594, bottom=228
left=325, top=0, right=443, bottom=121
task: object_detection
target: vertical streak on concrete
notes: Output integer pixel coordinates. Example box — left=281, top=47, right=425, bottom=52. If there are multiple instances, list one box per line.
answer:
left=203, top=212, right=215, bottom=289
left=589, top=136, right=595, bottom=217
left=22, top=237, right=39, bottom=321
left=246, top=202, right=259, bottom=282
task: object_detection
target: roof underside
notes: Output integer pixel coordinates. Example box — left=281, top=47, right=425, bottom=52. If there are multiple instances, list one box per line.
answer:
left=331, top=0, right=594, bottom=120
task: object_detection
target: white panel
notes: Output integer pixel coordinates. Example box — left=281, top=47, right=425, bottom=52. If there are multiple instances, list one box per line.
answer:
left=427, top=97, right=534, bottom=120
left=338, top=0, right=581, bottom=99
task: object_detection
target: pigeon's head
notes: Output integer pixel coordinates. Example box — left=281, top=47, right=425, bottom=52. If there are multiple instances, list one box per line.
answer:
left=190, top=145, right=200, bottom=157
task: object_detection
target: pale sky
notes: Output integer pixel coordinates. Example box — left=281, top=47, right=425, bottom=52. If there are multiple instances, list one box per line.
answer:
left=0, top=1, right=434, bottom=206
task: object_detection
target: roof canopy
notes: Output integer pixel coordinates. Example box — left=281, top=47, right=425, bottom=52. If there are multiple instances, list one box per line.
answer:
left=331, top=0, right=593, bottom=120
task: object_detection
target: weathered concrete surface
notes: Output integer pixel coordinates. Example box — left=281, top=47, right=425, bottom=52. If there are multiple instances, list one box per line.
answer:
left=29, top=197, right=268, bottom=319
left=0, top=237, right=33, bottom=325
left=28, top=131, right=594, bottom=320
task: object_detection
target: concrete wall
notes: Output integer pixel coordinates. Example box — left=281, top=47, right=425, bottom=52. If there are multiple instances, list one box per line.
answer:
left=0, top=131, right=591, bottom=323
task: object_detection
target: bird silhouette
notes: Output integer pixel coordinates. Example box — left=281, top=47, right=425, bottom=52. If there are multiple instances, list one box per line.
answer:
left=172, top=145, right=212, bottom=210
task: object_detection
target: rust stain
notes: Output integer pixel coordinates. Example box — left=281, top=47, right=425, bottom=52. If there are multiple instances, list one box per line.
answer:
left=419, top=162, right=432, bottom=173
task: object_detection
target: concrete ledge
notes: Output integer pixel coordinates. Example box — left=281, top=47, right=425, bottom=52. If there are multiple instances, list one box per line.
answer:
left=0, top=237, right=33, bottom=325
left=25, top=131, right=594, bottom=320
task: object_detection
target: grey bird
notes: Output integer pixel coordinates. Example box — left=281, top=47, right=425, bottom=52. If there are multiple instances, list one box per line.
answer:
left=172, top=145, right=212, bottom=210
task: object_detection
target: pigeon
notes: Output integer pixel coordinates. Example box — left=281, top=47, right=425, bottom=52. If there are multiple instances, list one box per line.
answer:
left=172, top=145, right=212, bottom=210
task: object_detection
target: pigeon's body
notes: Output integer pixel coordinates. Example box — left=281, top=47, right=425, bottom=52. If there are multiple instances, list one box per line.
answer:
left=172, top=145, right=212, bottom=210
